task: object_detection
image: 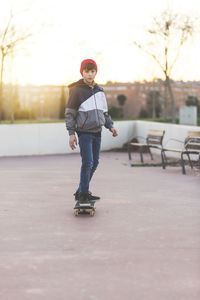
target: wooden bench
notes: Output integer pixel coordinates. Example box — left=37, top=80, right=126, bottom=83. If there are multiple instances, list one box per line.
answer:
left=127, top=129, right=165, bottom=163
left=161, top=131, right=200, bottom=174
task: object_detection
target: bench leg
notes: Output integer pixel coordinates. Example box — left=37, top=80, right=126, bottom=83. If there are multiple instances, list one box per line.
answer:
left=139, top=147, right=144, bottom=163
left=161, top=150, right=166, bottom=169
left=163, top=151, right=168, bottom=163
left=186, top=153, right=193, bottom=169
left=127, top=144, right=132, bottom=160
left=148, top=147, right=153, bottom=160
left=181, top=152, right=186, bottom=174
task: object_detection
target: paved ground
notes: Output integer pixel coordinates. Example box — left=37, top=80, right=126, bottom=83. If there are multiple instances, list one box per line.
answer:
left=0, top=151, right=199, bottom=300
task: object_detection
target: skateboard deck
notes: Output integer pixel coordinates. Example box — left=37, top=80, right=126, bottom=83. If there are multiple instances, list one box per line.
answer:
left=74, top=201, right=96, bottom=217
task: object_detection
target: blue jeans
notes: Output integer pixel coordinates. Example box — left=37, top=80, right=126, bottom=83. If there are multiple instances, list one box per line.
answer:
left=76, top=134, right=101, bottom=194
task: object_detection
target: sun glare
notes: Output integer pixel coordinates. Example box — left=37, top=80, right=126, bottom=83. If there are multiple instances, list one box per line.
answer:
left=1, top=0, right=200, bottom=85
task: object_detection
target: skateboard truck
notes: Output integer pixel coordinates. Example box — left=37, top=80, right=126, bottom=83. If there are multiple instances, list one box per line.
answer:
left=74, top=201, right=96, bottom=217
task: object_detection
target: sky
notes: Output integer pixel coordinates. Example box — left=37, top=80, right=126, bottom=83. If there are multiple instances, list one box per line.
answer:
left=1, top=0, right=200, bottom=85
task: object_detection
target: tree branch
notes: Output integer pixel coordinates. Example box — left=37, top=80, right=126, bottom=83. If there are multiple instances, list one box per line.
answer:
left=133, top=41, right=165, bottom=73
left=2, top=10, right=13, bottom=45
left=5, top=33, right=32, bottom=52
left=168, top=33, right=184, bottom=75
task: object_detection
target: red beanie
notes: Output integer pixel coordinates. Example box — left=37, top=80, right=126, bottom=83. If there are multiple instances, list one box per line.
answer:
left=80, top=59, right=98, bottom=75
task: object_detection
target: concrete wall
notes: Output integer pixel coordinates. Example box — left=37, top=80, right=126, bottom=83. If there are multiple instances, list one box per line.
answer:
left=0, top=120, right=199, bottom=157
left=0, top=121, right=136, bottom=157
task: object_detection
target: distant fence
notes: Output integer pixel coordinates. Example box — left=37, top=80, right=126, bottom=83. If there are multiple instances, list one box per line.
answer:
left=0, top=120, right=199, bottom=157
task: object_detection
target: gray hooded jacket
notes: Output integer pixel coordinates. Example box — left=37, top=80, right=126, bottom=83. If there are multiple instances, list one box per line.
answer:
left=65, top=79, right=113, bottom=135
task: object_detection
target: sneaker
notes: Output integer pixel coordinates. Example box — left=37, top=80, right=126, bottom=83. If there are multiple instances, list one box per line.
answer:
left=78, top=192, right=90, bottom=203
left=73, top=192, right=80, bottom=201
left=74, top=191, right=100, bottom=201
left=88, top=191, right=100, bottom=201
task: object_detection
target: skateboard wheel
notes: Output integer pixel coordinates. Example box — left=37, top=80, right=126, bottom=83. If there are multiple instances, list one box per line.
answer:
left=90, top=211, right=95, bottom=217
left=74, top=210, right=78, bottom=216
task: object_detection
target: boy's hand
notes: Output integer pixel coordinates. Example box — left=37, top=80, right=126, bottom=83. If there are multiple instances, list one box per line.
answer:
left=69, top=134, right=77, bottom=150
left=110, top=128, right=118, bottom=137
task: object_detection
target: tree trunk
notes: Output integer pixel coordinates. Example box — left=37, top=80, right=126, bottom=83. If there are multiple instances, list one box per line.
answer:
left=10, top=90, right=14, bottom=124
left=59, top=86, right=66, bottom=119
left=152, top=92, right=156, bottom=119
left=166, top=76, right=176, bottom=123
left=0, top=53, right=5, bottom=121
left=162, top=81, right=168, bottom=120
left=10, top=111, right=14, bottom=124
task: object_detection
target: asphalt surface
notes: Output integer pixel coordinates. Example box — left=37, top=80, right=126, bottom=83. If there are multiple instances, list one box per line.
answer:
left=0, top=152, right=199, bottom=300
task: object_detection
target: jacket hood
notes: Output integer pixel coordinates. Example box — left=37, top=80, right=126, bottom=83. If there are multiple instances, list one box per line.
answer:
left=68, top=79, right=98, bottom=89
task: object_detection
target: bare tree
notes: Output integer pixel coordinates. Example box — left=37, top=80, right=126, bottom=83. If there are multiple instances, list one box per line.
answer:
left=133, top=10, right=195, bottom=122
left=59, top=85, right=67, bottom=119
left=117, top=94, right=127, bottom=106
left=117, top=94, right=127, bottom=118
left=0, top=9, right=32, bottom=121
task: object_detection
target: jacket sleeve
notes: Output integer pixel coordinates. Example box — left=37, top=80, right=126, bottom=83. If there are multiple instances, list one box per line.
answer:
left=104, top=112, right=114, bottom=129
left=102, top=91, right=114, bottom=129
left=65, top=87, right=80, bottom=135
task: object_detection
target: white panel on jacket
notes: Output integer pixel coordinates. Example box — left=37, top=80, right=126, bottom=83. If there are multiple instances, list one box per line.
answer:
left=78, top=91, right=108, bottom=112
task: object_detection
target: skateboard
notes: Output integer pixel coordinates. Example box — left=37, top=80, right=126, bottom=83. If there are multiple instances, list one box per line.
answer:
left=74, top=201, right=96, bottom=217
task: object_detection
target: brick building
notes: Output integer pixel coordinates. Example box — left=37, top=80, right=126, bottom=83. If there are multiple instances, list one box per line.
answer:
left=2, top=84, right=68, bottom=119
left=2, top=81, right=200, bottom=119
left=101, top=80, right=200, bottom=118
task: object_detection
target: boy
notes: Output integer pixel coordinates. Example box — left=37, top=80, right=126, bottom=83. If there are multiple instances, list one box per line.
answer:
left=65, top=59, right=118, bottom=203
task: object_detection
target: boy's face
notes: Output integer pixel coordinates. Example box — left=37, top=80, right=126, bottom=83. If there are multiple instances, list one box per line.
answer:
left=82, top=68, right=97, bottom=85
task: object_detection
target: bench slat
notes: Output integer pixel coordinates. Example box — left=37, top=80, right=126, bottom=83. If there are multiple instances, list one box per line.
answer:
left=130, top=143, right=147, bottom=146
left=185, top=134, right=200, bottom=151
left=163, top=148, right=183, bottom=153
left=148, top=130, right=165, bottom=136
left=187, top=131, right=200, bottom=137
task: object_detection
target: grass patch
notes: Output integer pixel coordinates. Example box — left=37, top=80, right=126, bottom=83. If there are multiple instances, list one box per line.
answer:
left=128, top=161, right=180, bottom=167
left=0, top=117, right=199, bottom=126
left=0, top=119, right=64, bottom=124
left=114, top=118, right=200, bottom=125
